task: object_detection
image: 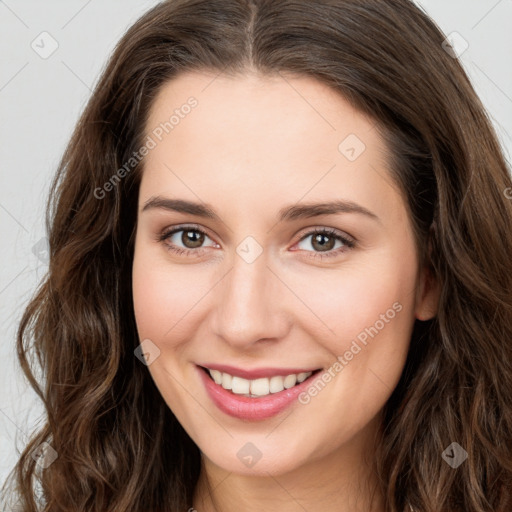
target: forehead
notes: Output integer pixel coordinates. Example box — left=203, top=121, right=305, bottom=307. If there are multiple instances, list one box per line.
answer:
left=144, top=70, right=379, bottom=153
left=140, top=70, right=401, bottom=222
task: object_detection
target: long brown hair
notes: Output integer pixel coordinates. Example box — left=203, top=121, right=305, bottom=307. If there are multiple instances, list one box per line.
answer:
left=2, top=1, right=512, bottom=510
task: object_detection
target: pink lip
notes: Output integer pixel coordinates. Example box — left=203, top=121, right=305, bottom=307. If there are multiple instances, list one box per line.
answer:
left=196, top=365, right=322, bottom=421
left=198, top=363, right=320, bottom=380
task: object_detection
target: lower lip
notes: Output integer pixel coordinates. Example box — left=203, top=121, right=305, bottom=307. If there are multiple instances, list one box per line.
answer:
left=197, top=365, right=322, bottom=421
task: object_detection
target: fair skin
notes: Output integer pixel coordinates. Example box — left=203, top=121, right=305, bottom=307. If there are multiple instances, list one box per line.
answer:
left=132, top=70, right=439, bottom=512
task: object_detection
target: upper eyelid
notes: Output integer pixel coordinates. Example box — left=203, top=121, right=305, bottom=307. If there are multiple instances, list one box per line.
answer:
left=296, top=226, right=354, bottom=241
left=162, top=223, right=214, bottom=239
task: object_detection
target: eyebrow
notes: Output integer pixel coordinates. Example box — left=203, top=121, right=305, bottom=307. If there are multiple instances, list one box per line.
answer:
left=141, top=196, right=380, bottom=223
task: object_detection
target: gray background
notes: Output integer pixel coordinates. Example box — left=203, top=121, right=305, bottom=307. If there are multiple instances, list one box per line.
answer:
left=1, top=0, right=511, bottom=489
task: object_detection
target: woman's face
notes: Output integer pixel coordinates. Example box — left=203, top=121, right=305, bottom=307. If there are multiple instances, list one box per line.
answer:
left=132, top=70, right=437, bottom=476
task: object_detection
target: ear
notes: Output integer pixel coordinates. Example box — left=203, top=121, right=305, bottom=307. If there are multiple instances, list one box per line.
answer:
left=414, top=263, right=440, bottom=321
left=415, top=228, right=440, bottom=321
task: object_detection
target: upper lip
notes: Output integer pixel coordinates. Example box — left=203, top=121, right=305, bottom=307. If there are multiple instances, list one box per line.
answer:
left=198, top=363, right=321, bottom=380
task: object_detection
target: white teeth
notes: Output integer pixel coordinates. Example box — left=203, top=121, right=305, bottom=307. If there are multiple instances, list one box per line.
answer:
left=250, top=378, right=270, bottom=396
left=269, top=376, right=284, bottom=393
left=210, top=369, right=222, bottom=385
left=221, top=372, right=232, bottom=390
left=297, top=372, right=309, bottom=383
left=283, top=374, right=297, bottom=388
left=207, top=368, right=313, bottom=397
left=231, top=376, right=250, bottom=394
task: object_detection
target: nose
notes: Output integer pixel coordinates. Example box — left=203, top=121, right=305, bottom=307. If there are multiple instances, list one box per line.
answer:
left=211, top=247, right=290, bottom=350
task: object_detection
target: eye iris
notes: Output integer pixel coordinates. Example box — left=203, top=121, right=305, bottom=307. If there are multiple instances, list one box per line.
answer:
left=182, top=230, right=204, bottom=248
left=312, top=233, right=335, bottom=252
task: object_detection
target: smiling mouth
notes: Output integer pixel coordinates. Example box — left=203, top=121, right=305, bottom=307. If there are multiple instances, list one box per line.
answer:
left=199, top=365, right=323, bottom=398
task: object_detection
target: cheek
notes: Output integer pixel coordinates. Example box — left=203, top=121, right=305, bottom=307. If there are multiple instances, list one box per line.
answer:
left=132, top=246, right=200, bottom=415
left=132, top=260, right=169, bottom=340
left=296, top=262, right=415, bottom=339
left=290, top=258, right=417, bottom=440
left=132, top=244, right=204, bottom=340
left=286, top=247, right=419, bottom=373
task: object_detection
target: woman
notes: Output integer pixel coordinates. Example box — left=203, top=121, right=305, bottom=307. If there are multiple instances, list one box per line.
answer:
left=2, top=0, right=512, bottom=511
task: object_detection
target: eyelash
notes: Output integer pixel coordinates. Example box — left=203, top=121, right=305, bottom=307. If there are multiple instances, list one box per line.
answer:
left=158, top=224, right=356, bottom=260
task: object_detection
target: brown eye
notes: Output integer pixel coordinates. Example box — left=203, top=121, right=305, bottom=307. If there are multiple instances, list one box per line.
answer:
left=159, top=225, right=218, bottom=256
left=294, top=228, right=355, bottom=259
left=182, top=229, right=205, bottom=248
left=311, top=232, right=336, bottom=252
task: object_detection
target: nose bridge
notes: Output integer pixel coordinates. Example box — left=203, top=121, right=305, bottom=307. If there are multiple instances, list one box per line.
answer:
left=213, top=247, right=285, bottom=347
